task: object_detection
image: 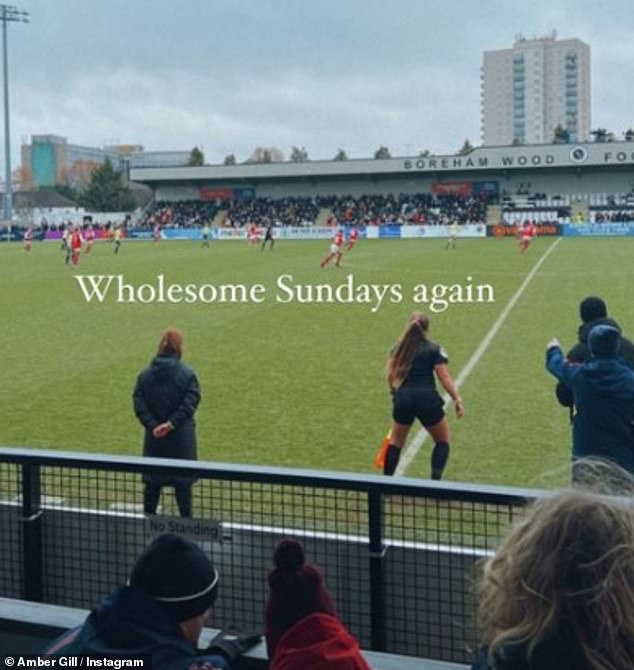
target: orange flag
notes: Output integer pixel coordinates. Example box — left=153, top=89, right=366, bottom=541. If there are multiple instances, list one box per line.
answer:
left=374, top=433, right=391, bottom=469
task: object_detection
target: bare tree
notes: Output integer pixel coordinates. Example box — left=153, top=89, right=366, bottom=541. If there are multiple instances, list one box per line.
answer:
left=188, top=146, right=205, bottom=166
left=247, top=146, right=285, bottom=163
left=457, top=139, right=474, bottom=155
left=552, top=124, right=570, bottom=144
left=290, top=146, right=309, bottom=162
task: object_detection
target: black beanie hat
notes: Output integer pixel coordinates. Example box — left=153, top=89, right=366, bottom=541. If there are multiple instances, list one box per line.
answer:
left=264, top=540, right=336, bottom=656
left=579, top=296, right=607, bottom=323
left=129, top=533, right=219, bottom=623
left=588, top=324, right=621, bottom=358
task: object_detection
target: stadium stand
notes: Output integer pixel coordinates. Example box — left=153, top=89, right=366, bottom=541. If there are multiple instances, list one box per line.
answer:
left=140, top=192, right=495, bottom=228
left=499, top=186, right=634, bottom=225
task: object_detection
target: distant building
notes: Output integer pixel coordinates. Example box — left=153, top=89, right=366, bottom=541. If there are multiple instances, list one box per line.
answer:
left=19, top=135, right=134, bottom=189
left=481, top=32, right=591, bottom=145
left=19, top=135, right=191, bottom=189
left=129, top=151, right=191, bottom=169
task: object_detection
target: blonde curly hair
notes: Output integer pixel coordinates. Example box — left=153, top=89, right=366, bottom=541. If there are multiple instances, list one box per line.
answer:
left=476, top=486, right=634, bottom=669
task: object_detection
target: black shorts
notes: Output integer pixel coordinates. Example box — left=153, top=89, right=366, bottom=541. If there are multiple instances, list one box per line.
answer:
left=392, top=386, right=445, bottom=427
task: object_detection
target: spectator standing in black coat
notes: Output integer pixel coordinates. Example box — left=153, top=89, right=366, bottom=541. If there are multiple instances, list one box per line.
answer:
left=133, top=329, right=201, bottom=517
left=555, top=296, right=634, bottom=410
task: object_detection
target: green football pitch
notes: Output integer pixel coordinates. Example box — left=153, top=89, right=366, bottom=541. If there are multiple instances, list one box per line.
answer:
left=2, top=235, right=633, bottom=487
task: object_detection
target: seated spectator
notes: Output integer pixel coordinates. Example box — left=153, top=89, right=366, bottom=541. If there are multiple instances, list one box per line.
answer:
left=43, top=533, right=255, bottom=670
left=265, top=539, right=371, bottom=670
left=471, top=484, right=634, bottom=669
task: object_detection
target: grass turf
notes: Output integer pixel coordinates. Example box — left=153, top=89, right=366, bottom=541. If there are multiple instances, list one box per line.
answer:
left=1, top=235, right=632, bottom=488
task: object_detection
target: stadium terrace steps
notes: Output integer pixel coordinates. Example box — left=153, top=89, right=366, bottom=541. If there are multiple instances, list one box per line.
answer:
left=213, top=209, right=227, bottom=227
left=316, top=206, right=333, bottom=226
left=485, top=203, right=501, bottom=224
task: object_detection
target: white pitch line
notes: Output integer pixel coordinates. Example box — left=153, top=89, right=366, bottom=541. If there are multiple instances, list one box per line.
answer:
left=395, top=237, right=563, bottom=476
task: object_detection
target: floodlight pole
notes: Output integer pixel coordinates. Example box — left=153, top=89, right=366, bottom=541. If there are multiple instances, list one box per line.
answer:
left=1, top=4, right=29, bottom=223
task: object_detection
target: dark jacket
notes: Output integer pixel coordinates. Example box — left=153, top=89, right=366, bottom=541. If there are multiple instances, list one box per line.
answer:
left=546, top=345, right=634, bottom=470
left=133, top=354, right=201, bottom=485
left=471, top=633, right=590, bottom=670
left=555, top=316, right=634, bottom=407
left=270, top=613, right=371, bottom=670
left=43, top=586, right=228, bottom=670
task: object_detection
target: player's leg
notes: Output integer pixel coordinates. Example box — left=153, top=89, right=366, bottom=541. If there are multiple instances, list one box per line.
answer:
left=320, top=252, right=333, bottom=267
left=425, top=415, right=451, bottom=480
left=385, top=390, right=414, bottom=475
left=383, top=421, right=412, bottom=475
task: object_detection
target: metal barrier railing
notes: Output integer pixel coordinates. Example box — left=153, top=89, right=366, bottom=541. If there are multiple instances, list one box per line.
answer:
left=0, top=447, right=540, bottom=664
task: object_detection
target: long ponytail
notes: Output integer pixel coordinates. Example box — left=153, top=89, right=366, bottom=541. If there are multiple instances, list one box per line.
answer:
left=387, top=313, right=429, bottom=389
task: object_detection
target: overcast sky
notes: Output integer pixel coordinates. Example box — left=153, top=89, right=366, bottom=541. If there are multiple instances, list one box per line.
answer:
left=4, top=0, right=633, bottom=165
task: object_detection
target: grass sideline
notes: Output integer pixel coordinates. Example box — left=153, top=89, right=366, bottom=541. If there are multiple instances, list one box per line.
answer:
left=2, top=235, right=633, bottom=488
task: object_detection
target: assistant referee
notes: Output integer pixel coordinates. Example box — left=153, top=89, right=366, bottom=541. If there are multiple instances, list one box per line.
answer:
left=384, top=312, right=464, bottom=477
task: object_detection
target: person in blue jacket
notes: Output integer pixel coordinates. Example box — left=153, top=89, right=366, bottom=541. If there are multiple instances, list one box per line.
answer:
left=43, top=534, right=230, bottom=670
left=546, top=324, right=634, bottom=482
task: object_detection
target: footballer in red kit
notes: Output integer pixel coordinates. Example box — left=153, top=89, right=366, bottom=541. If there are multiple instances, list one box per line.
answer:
left=247, top=223, right=260, bottom=245
left=84, top=226, right=95, bottom=254
left=320, top=230, right=344, bottom=267
left=70, top=228, right=83, bottom=266
left=519, top=221, right=537, bottom=253
left=346, top=227, right=360, bottom=251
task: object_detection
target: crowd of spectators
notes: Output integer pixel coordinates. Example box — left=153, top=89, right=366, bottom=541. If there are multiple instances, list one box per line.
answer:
left=31, top=191, right=634, bottom=232
left=322, top=192, right=492, bottom=226
left=143, top=201, right=222, bottom=229
left=591, top=209, right=634, bottom=223
left=225, top=196, right=319, bottom=227
left=140, top=192, right=494, bottom=229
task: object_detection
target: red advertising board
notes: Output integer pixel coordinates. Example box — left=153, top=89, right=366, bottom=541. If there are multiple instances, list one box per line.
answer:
left=200, top=187, right=234, bottom=201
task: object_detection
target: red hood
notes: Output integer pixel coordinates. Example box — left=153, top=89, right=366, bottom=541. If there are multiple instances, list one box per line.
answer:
left=270, top=612, right=372, bottom=670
